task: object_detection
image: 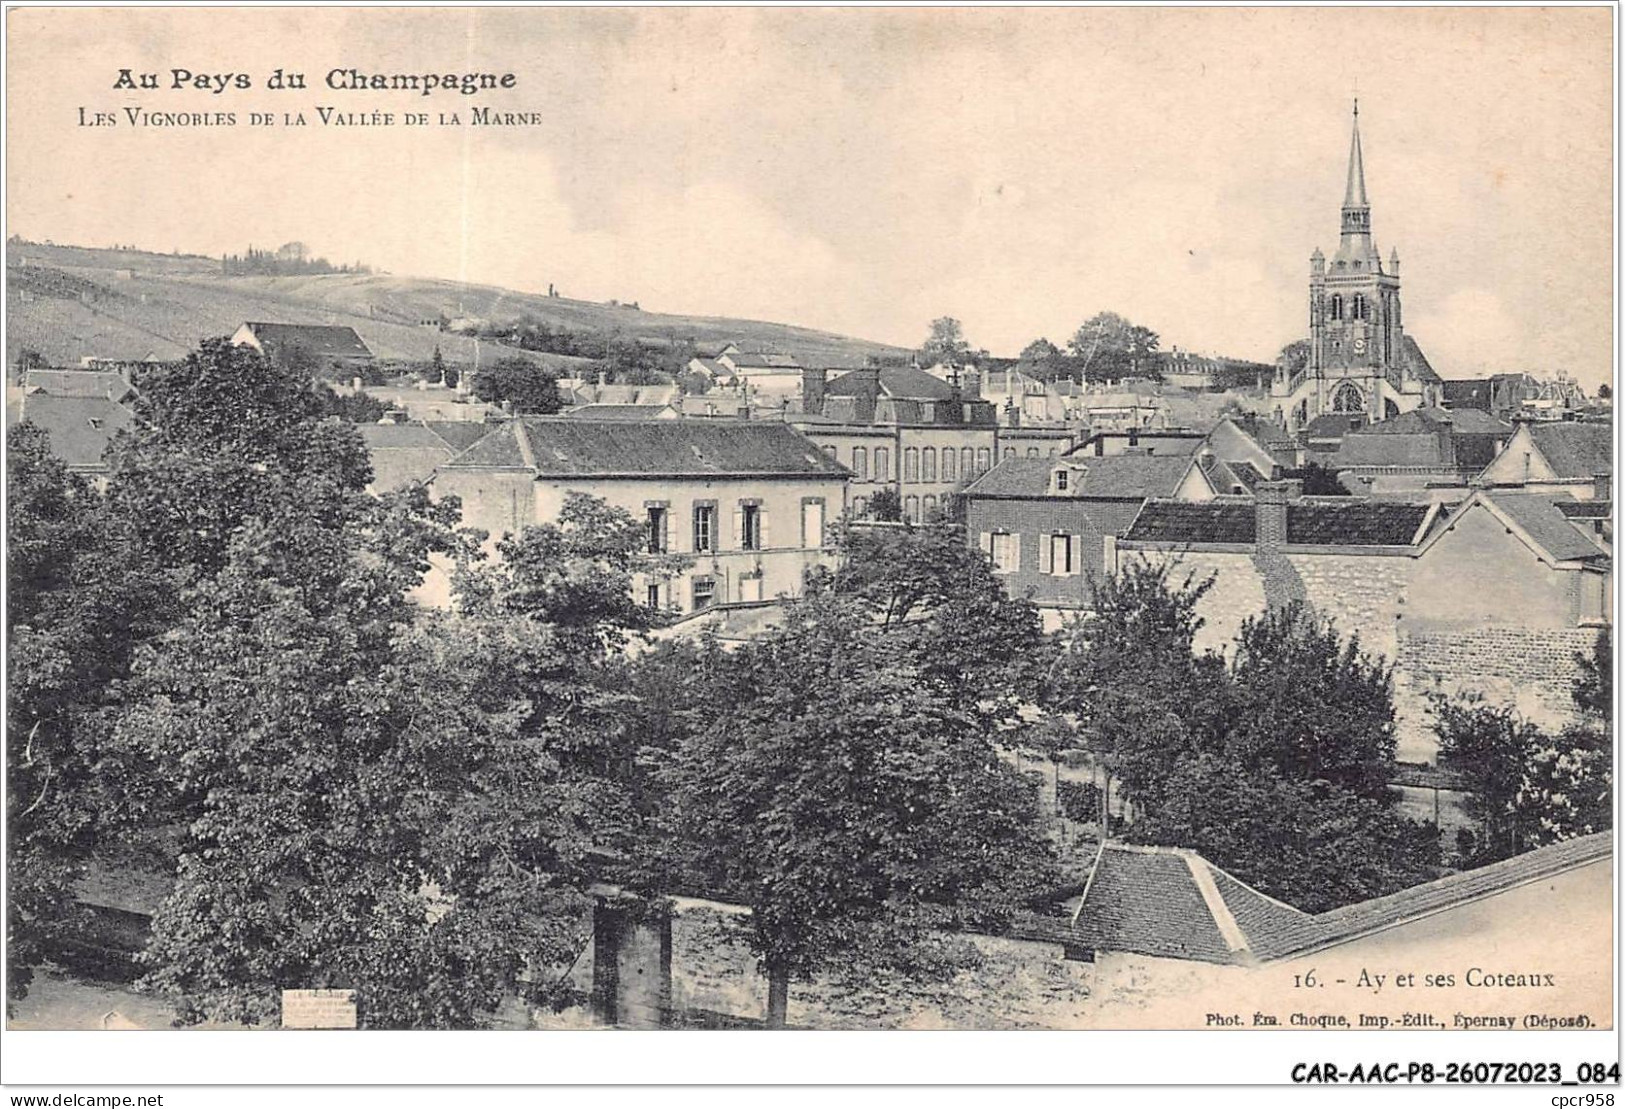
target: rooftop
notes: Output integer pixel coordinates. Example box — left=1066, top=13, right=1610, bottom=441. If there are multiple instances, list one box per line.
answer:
left=439, top=417, right=849, bottom=478
left=1526, top=421, right=1613, bottom=480
left=1074, top=832, right=1611, bottom=965
left=9, top=394, right=134, bottom=470
left=1123, top=498, right=1433, bottom=547
left=239, top=322, right=374, bottom=360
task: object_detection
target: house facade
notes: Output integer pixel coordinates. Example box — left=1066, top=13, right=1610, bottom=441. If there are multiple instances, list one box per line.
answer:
left=430, top=417, right=850, bottom=614
left=1476, top=420, right=1613, bottom=500
left=1113, top=482, right=1611, bottom=762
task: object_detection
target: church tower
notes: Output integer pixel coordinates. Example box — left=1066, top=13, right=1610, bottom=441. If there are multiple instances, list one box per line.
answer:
left=1304, top=102, right=1405, bottom=420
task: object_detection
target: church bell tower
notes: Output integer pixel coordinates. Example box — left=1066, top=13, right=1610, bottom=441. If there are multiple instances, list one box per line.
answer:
left=1306, top=101, right=1404, bottom=420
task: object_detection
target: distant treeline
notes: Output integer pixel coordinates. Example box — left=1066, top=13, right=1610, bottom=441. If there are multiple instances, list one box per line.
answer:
left=221, top=244, right=372, bottom=277
left=466, top=316, right=694, bottom=383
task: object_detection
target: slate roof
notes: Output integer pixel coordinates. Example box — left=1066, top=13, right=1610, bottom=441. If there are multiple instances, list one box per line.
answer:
left=240, top=322, right=374, bottom=360
left=962, top=458, right=1055, bottom=498
left=423, top=420, right=494, bottom=452
left=826, top=366, right=956, bottom=402
left=1557, top=500, right=1612, bottom=520
left=440, top=417, right=849, bottom=478
left=358, top=422, right=457, bottom=490
left=1528, top=422, right=1613, bottom=480
left=1442, top=378, right=1493, bottom=409
left=1302, top=413, right=1366, bottom=443
left=726, top=351, right=802, bottom=370
left=1123, top=498, right=1431, bottom=547
left=24, top=369, right=135, bottom=404
left=11, top=394, right=134, bottom=470
left=1073, top=454, right=1196, bottom=499
left=1336, top=431, right=1447, bottom=468
left=1073, top=833, right=1611, bottom=965
left=561, top=403, right=677, bottom=420
left=1392, top=335, right=1441, bottom=385
left=1484, top=492, right=1609, bottom=562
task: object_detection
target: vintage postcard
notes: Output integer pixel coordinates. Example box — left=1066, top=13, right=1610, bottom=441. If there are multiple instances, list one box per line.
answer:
left=2, top=3, right=1617, bottom=1093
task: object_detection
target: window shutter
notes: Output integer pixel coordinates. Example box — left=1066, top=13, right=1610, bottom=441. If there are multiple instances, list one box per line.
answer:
left=1010, top=533, right=1022, bottom=571
left=733, top=505, right=744, bottom=549
left=1039, top=534, right=1053, bottom=574
left=664, top=511, right=673, bottom=554
left=757, top=505, right=769, bottom=550
left=1070, top=534, right=1083, bottom=576
left=980, top=531, right=992, bottom=556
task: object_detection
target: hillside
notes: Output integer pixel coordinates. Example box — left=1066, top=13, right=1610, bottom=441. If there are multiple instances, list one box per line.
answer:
left=5, top=241, right=907, bottom=372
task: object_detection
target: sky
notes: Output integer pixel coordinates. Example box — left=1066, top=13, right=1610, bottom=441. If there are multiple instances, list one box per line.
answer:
left=6, top=7, right=1615, bottom=387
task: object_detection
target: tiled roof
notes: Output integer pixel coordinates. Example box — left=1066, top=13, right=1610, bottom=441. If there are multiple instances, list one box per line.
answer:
left=1302, top=413, right=1366, bottom=442
left=1286, top=501, right=1431, bottom=545
left=1074, top=833, right=1612, bottom=965
left=1442, top=378, right=1493, bottom=408
left=242, top=322, right=374, bottom=360
left=1124, top=500, right=1257, bottom=544
left=727, top=351, right=802, bottom=370
left=1071, top=845, right=1239, bottom=964
left=24, top=369, right=135, bottom=403
left=962, top=457, right=1054, bottom=498
left=1484, top=492, right=1608, bottom=562
left=440, top=417, right=849, bottom=477
left=13, top=394, right=134, bottom=470
left=1528, top=422, right=1613, bottom=480
left=1123, top=499, right=1431, bottom=547
left=1393, top=335, right=1441, bottom=385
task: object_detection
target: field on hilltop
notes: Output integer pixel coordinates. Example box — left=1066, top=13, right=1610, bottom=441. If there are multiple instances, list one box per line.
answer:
left=6, top=241, right=906, bottom=371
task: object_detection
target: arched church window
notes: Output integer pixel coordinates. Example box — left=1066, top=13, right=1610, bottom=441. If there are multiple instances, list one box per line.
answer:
left=1330, top=295, right=1343, bottom=321
left=1332, top=382, right=1365, bottom=413
left=1351, top=294, right=1365, bottom=320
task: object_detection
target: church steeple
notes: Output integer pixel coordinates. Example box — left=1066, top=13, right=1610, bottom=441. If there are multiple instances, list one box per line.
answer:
left=1341, top=100, right=1370, bottom=237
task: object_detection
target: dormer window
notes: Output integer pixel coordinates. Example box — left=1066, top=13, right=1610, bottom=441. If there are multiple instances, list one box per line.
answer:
left=1055, top=469, right=1069, bottom=492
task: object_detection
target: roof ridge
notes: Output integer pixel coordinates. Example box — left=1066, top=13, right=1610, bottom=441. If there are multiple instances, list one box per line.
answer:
left=1183, top=855, right=1252, bottom=959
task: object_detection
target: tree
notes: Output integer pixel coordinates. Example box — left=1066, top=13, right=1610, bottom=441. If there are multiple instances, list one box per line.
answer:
left=919, top=316, right=971, bottom=368
left=1287, top=461, right=1350, bottom=496
left=1018, top=338, right=1062, bottom=365
left=1067, top=312, right=1160, bottom=382
left=1572, top=627, right=1611, bottom=723
left=431, top=345, right=447, bottom=384
left=1226, top=602, right=1397, bottom=800
left=1131, top=756, right=1439, bottom=913
left=866, top=487, right=903, bottom=522
left=1433, top=696, right=1554, bottom=862
left=1045, top=559, right=1228, bottom=802
left=470, top=356, right=563, bottom=414
left=659, top=590, right=1056, bottom=1027
left=809, top=520, right=1045, bottom=727
left=1596, top=383, right=1611, bottom=400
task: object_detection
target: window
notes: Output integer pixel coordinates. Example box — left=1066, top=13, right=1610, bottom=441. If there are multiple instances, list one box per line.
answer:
left=922, top=494, right=937, bottom=520
left=740, top=502, right=762, bottom=550
left=693, top=503, right=717, bottom=552
left=851, top=446, right=869, bottom=480
left=922, top=447, right=937, bottom=483
left=801, top=498, right=826, bottom=548
left=1330, top=294, right=1343, bottom=321
left=904, top=495, right=920, bottom=523
left=874, top=446, right=891, bottom=480
left=822, top=445, right=837, bottom=460
left=1055, top=469, right=1069, bottom=492
left=941, top=448, right=957, bottom=483
left=1045, top=534, right=1076, bottom=576
left=988, top=532, right=1020, bottom=574
left=646, top=506, right=668, bottom=553
left=975, top=447, right=991, bottom=474
left=646, top=582, right=662, bottom=609
left=1027, top=447, right=1040, bottom=458
left=961, top=447, right=975, bottom=476
left=903, top=447, right=920, bottom=483
left=1004, top=447, right=1016, bottom=461
left=692, top=576, right=716, bottom=611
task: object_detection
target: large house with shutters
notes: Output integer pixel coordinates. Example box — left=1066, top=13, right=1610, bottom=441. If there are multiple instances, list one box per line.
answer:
left=429, top=417, right=850, bottom=614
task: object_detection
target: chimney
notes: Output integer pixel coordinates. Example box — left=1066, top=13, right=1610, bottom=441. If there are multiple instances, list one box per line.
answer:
left=963, top=367, right=982, bottom=401
left=737, top=404, right=751, bottom=421
left=1595, top=471, right=1612, bottom=502
left=802, top=367, right=827, bottom=414
left=1254, top=479, right=1301, bottom=550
